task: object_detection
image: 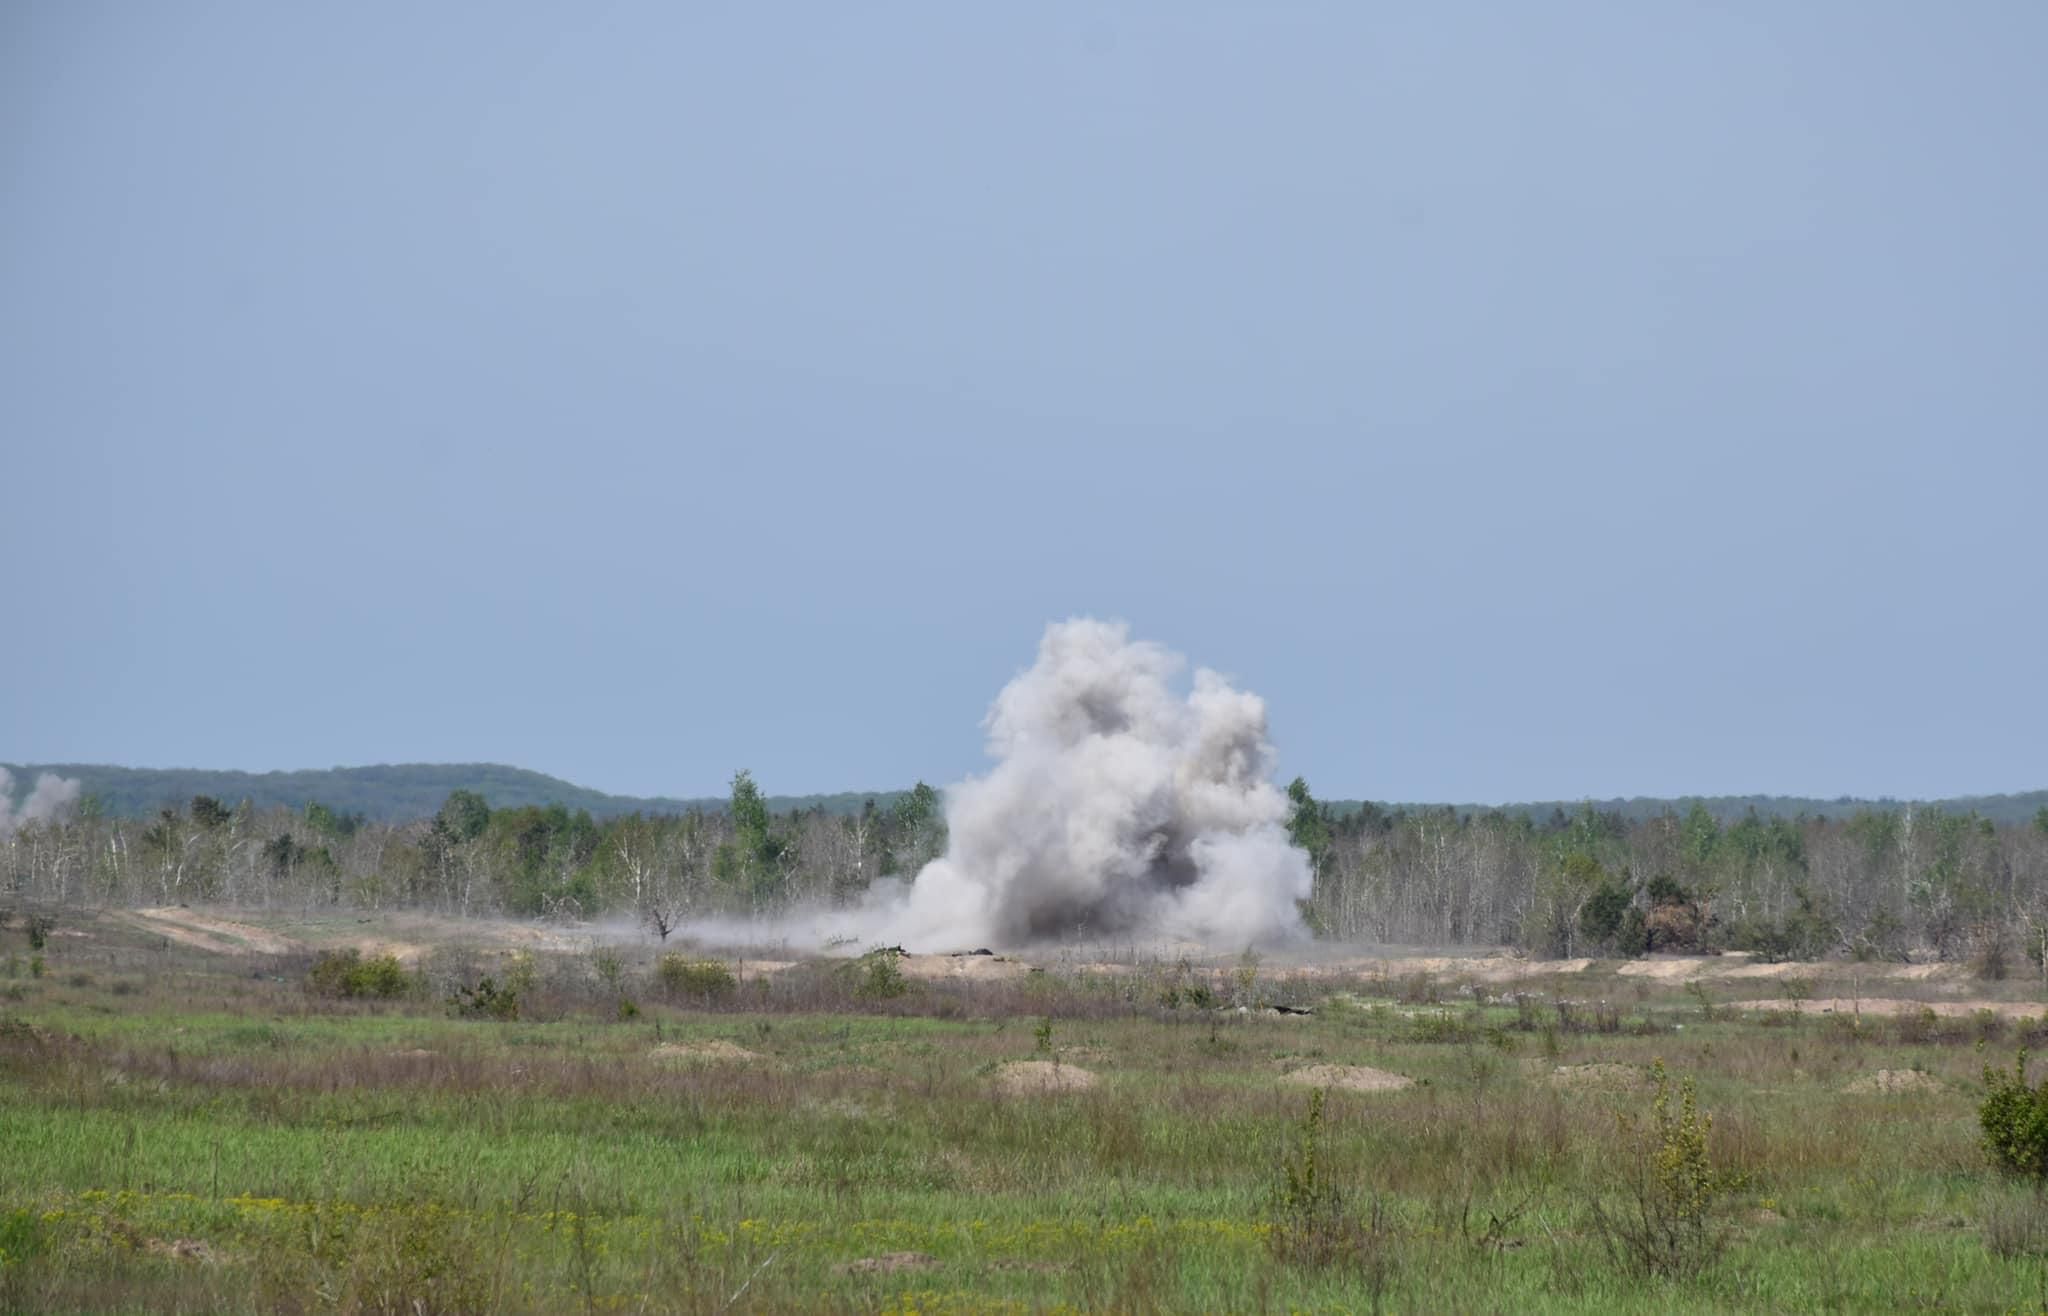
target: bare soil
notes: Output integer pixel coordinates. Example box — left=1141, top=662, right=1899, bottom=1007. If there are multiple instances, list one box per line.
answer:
left=1844, top=1069, right=1944, bottom=1094
left=834, top=1252, right=939, bottom=1276
left=1730, top=997, right=2048, bottom=1020
left=124, top=908, right=304, bottom=956
left=993, top=1060, right=1097, bottom=1094
left=650, top=1040, right=759, bottom=1062
left=1541, top=1062, right=1650, bottom=1091
left=896, top=953, right=1032, bottom=983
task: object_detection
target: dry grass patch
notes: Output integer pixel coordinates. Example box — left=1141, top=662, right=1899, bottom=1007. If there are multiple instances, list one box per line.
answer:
left=1282, top=1064, right=1413, bottom=1093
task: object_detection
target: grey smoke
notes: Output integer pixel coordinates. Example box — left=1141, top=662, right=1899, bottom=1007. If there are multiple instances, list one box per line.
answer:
left=884, top=619, right=1313, bottom=947
left=0, top=768, right=83, bottom=832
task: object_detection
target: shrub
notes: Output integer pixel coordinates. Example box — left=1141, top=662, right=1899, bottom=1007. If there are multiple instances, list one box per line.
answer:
left=1981, top=1049, right=2048, bottom=1179
left=850, top=948, right=909, bottom=1001
left=25, top=916, right=53, bottom=952
left=1267, top=1087, right=1396, bottom=1291
left=657, top=955, right=737, bottom=1001
left=307, top=949, right=413, bottom=1000
left=1592, top=1059, right=1740, bottom=1279
left=449, top=976, right=520, bottom=1021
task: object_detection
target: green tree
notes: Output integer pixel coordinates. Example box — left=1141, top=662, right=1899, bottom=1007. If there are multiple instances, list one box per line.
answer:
left=437, top=790, right=492, bottom=842
left=190, top=795, right=232, bottom=831
left=716, top=770, right=789, bottom=906
left=1286, top=777, right=1332, bottom=873
left=886, top=780, right=947, bottom=876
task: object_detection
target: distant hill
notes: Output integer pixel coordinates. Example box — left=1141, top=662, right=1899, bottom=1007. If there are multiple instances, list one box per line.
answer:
left=0, top=763, right=905, bottom=823
left=1329, top=791, right=2048, bottom=828
left=5, top=763, right=2043, bottom=828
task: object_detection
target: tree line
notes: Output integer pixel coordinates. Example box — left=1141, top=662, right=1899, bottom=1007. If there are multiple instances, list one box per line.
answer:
left=1287, top=781, right=2048, bottom=965
left=6, top=772, right=2048, bottom=963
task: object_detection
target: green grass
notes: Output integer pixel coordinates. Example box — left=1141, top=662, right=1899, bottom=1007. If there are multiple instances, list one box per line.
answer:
left=7, top=924, right=2048, bottom=1311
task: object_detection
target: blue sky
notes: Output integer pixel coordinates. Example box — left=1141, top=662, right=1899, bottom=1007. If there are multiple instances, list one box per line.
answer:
left=3, top=3, right=2043, bottom=803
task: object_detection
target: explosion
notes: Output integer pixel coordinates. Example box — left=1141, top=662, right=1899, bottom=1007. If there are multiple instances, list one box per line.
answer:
left=889, top=619, right=1312, bottom=947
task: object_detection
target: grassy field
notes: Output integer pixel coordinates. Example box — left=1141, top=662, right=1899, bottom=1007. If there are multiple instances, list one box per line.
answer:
left=6, top=911, right=2048, bottom=1313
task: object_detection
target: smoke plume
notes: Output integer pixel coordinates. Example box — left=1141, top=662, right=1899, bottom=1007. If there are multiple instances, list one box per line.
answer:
left=884, top=619, right=1312, bottom=948
left=0, top=768, right=83, bottom=832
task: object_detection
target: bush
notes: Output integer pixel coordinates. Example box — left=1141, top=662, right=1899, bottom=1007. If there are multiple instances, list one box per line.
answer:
left=1592, top=1059, right=1740, bottom=1279
left=1981, top=1049, right=2048, bottom=1179
left=848, top=948, right=909, bottom=1001
left=449, top=977, right=520, bottom=1021
left=1267, top=1087, right=1396, bottom=1293
left=657, top=955, right=737, bottom=1001
left=307, top=949, right=413, bottom=1000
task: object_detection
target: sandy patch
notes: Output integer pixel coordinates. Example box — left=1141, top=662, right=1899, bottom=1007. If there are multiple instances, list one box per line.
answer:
left=126, top=908, right=302, bottom=956
left=835, top=1252, right=938, bottom=1276
left=144, top=1237, right=218, bottom=1263
left=1615, top=958, right=1705, bottom=979
left=896, top=953, right=1032, bottom=982
left=1382, top=956, right=1593, bottom=983
left=1845, top=1069, right=1943, bottom=1095
left=1543, top=1063, right=1649, bottom=1092
left=354, top=940, right=431, bottom=964
left=1713, top=961, right=1814, bottom=980
left=1730, top=997, right=2048, bottom=1020
left=651, top=1040, right=760, bottom=1062
left=1282, top=1064, right=1415, bottom=1094
left=994, top=1060, right=1097, bottom=1094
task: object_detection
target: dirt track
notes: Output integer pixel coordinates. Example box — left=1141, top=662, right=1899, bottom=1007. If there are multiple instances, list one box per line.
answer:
left=122, top=908, right=303, bottom=956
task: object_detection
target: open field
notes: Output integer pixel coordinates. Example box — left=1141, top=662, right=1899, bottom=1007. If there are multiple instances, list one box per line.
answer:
left=9, top=909, right=2048, bottom=1312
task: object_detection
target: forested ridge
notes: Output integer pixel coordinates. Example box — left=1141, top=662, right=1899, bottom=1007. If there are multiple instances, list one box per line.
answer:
left=9, top=761, right=2045, bottom=826
left=6, top=767, right=2048, bottom=963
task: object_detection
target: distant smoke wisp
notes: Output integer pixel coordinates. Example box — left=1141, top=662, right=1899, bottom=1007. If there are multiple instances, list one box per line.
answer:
left=880, top=619, right=1313, bottom=948
left=0, top=768, right=83, bottom=832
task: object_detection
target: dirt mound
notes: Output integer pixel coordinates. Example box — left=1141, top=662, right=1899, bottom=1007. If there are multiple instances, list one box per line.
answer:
left=1544, top=1063, right=1648, bottom=1091
left=1845, top=1069, right=1942, bottom=1095
left=835, top=1251, right=938, bottom=1276
left=650, top=1040, right=759, bottom=1062
left=145, top=1238, right=218, bottom=1263
left=994, top=1060, right=1097, bottom=1094
left=1282, top=1064, right=1414, bottom=1093
left=896, top=953, right=1032, bottom=982
left=1615, top=958, right=1708, bottom=980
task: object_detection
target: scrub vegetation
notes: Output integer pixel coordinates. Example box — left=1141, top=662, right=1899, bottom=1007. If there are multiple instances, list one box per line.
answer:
left=9, top=910, right=2048, bottom=1312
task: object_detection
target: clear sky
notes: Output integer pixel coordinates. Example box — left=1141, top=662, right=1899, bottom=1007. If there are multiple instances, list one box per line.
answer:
left=3, top=3, right=2043, bottom=804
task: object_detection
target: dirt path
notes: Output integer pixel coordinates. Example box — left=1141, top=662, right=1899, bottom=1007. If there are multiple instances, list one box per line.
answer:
left=1729, top=996, right=2048, bottom=1020
left=124, top=908, right=304, bottom=956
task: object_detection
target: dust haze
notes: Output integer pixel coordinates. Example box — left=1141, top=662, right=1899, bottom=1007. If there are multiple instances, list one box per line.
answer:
left=700, top=619, right=1314, bottom=952
left=0, top=768, right=81, bottom=833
